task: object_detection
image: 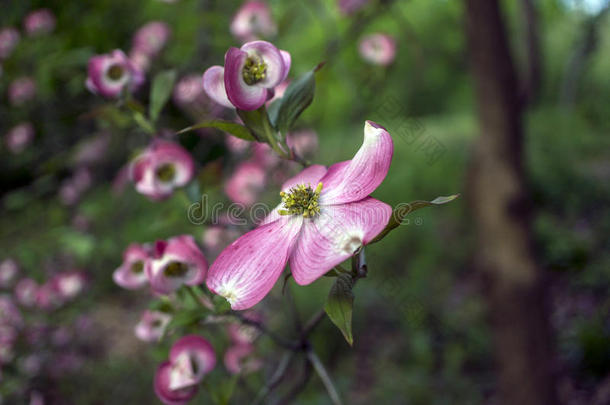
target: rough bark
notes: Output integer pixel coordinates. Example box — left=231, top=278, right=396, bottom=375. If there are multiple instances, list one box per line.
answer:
left=464, top=1, right=558, bottom=405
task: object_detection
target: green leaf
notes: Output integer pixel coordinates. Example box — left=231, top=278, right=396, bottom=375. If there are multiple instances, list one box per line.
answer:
left=166, top=309, right=205, bottom=331
left=272, top=66, right=318, bottom=134
left=236, top=107, right=273, bottom=141
left=370, top=194, right=460, bottom=244
left=206, top=375, right=238, bottom=405
left=324, top=273, right=355, bottom=346
left=149, top=69, right=177, bottom=122
left=213, top=295, right=232, bottom=314
left=176, top=119, right=255, bottom=141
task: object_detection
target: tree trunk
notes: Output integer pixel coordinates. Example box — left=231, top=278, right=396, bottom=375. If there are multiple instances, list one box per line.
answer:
left=464, top=1, right=558, bottom=405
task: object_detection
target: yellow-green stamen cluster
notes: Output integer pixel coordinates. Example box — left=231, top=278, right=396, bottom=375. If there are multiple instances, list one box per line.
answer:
left=130, top=261, right=144, bottom=274
left=278, top=183, right=323, bottom=218
left=163, top=261, right=189, bottom=278
left=242, top=57, right=267, bottom=85
left=107, top=64, right=125, bottom=81
left=155, top=163, right=176, bottom=182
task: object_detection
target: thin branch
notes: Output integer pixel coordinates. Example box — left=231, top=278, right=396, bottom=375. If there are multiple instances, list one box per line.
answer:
left=233, top=313, right=298, bottom=350
left=306, top=350, right=344, bottom=405
left=274, top=358, right=313, bottom=405
left=251, top=352, right=295, bottom=405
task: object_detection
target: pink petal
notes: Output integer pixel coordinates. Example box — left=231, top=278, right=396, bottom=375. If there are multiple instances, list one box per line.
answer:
left=279, top=50, right=291, bottom=82
left=202, top=66, right=234, bottom=108
left=206, top=217, right=303, bottom=310
left=169, top=335, right=216, bottom=377
left=319, top=121, right=393, bottom=205
left=154, top=361, right=198, bottom=405
left=289, top=197, right=391, bottom=285
left=224, top=47, right=268, bottom=111
left=281, top=164, right=327, bottom=192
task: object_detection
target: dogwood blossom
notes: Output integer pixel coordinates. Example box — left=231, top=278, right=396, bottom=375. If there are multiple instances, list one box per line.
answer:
left=207, top=121, right=393, bottom=309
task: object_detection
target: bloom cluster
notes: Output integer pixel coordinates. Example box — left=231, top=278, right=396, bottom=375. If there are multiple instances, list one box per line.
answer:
left=0, top=259, right=89, bottom=400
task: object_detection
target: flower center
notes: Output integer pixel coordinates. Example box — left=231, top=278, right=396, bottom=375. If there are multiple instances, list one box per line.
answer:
left=155, top=163, right=176, bottom=183
left=130, top=260, right=144, bottom=274
left=242, top=56, right=267, bottom=85
left=163, top=261, right=189, bottom=278
left=279, top=183, right=323, bottom=218
left=107, top=64, right=125, bottom=81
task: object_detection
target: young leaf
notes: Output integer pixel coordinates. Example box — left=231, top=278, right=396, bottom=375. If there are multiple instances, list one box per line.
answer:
left=149, top=69, right=177, bottom=122
left=236, top=107, right=273, bottom=141
left=273, top=67, right=317, bottom=134
left=324, top=273, right=355, bottom=346
left=370, top=194, right=460, bottom=244
left=176, top=120, right=255, bottom=141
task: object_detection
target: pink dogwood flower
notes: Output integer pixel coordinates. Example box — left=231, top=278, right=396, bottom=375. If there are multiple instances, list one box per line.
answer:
left=146, top=235, right=208, bottom=295
left=224, top=161, right=266, bottom=206
left=230, top=1, right=277, bottom=42
left=0, top=28, right=20, bottom=60
left=8, top=77, right=37, bottom=106
left=86, top=50, right=144, bottom=98
left=131, top=21, right=171, bottom=57
left=338, top=0, right=370, bottom=15
left=113, top=243, right=152, bottom=290
left=52, top=271, right=87, bottom=301
left=224, top=344, right=262, bottom=374
left=5, top=122, right=34, bottom=154
left=14, top=278, right=38, bottom=307
left=206, top=121, right=393, bottom=309
left=154, top=335, right=216, bottom=404
left=0, top=259, right=19, bottom=288
left=24, top=9, right=56, bottom=36
left=203, top=40, right=290, bottom=110
left=130, top=140, right=195, bottom=200
left=286, top=129, right=319, bottom=158
left=358, top=33, right=397, bottom=66
left=135, top=310, right=171, bottom=342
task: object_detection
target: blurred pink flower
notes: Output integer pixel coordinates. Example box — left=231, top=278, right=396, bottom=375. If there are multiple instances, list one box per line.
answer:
left=146, top=235, right=208, bottom=295
left=202, top=226, right=242, bottom=258
left=227, top=312, right=261, bottom=345
left=8, top=77, right=37, bottom=106
left=24, top=9, right=56, bottom=36
left=113, top=243, right=152, bottom=290
left=130, top=140, right=195, bottom=200
left=358, top=33, right=396, bottom=66
left=0, top=259, right=19, bottom=288
left=0, top=295, right=22, bottom=328
left=5, top=122, right=34, bottom=154
left=74, top=133, right=110, bottom=166
left=154, top=335, right=216, bottom=404
left=286, top=129, right=318, bottom=158
left=86, top=50, right=144, bottom=98
left=224, top=344, right=262, bottom=374
left=52, top=271, right=87, bottom=301
left=35, top=282, right=61, bottom=310
left=59, top=167, right=92, bottom=206
left=135, top=310, right=171, bottom=342
left=14, top=278, right=38, bottom=307
left=225, top=134, right=250, bottom=154
left=230, top=1, right=277, bottom=42
left=338, top=0, right=369, bottom=15
left=132, top=21, right=171, bottom=57
left=173, top=74, right=204, bottom=107
left=224, top=161, right=266, bottom=207
left=0, top=27, right=20, bottom=60
left=207, top=121, right=393, bottom=309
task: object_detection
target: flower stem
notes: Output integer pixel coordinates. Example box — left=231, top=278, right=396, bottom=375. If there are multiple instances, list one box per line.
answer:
left=306, top=350, right=344, bottom=405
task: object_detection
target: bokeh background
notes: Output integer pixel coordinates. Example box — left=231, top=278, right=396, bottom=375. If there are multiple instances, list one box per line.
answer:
left=1, top=0, right=609, bottom=404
